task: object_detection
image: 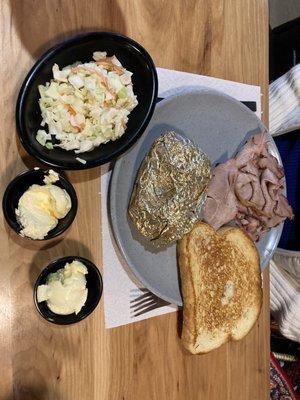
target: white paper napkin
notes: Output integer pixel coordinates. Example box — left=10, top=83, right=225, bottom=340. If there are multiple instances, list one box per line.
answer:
left=102, top=67, right=261, bottom=329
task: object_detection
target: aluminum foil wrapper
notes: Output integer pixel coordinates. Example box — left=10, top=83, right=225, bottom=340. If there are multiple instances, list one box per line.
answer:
left=128, top=131, right=211, bottom=247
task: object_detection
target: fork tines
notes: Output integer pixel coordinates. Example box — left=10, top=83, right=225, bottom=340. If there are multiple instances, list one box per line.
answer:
left=130, top=288, right=170, bottom=317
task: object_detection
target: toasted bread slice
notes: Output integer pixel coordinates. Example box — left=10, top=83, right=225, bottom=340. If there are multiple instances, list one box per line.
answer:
left=177, top=223, right=262, bottom=354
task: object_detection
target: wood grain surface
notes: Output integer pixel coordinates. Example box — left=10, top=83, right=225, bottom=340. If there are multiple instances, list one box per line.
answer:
left=0, top=1, right=269, bottom=399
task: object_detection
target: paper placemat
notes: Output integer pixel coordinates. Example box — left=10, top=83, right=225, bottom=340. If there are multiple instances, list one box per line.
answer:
left=102, top=67, right=262, bottom=329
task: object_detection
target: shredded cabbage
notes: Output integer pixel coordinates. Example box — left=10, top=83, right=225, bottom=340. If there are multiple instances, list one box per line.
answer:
left=36, top=51, right=138, bottom=154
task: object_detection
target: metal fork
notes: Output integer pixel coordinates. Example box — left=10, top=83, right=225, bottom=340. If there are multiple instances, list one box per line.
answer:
left=130, top=288, right=170, bottom=317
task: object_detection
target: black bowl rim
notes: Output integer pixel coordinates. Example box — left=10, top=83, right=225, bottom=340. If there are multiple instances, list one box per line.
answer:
left=33, top=255, right=103, bottom=325
left=16, top=31, right=158, bottom=170
left=2, top=168, right=78, bottom=240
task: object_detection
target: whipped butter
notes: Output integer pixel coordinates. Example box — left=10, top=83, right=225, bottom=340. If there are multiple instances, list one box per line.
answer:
left=15, top=170, right=71, bottom=239
left=37, top=260, right=88, bottom=315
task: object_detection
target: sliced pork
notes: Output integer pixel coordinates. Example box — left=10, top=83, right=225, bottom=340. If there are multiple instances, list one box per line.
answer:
left=203, top=132, right=294, bottom=241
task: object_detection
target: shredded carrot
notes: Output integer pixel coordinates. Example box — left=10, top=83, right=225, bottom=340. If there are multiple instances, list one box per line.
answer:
left=103, top=100, right=113, bottom=108
left=96, top=60, right=124, bottom=75
left=70, top=123, right=86, bottom=133
left=64, top=103, right=77, bottom=116
left=71, top=66, right=116, bottom=98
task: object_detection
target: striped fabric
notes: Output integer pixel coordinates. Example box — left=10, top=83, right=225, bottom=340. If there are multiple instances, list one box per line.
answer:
left=270, top=261, right=300, bottom=343
left=269, top=64, right=300, bottom=343
left=270, top=64, right=300, bottom=136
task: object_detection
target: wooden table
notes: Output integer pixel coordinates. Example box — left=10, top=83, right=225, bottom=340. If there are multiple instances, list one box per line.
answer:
left=0, top=1, right=269, bottom=399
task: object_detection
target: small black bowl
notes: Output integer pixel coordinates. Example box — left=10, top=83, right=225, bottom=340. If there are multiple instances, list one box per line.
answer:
left=2, top=168, right=77, bottom=240
left=16, top=31, right=158, bottom=170
left=34, top=256, right=103, bottom=324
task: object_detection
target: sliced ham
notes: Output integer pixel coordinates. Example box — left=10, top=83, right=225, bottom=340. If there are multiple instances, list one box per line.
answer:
left=250, top=179, right=265, bottom=209
left=235, top=172, right=254, bottom=200
left=274, top=194, right=294, bottom=218
left=269, top=183, right=280, bottom=202
left=203, top=196, right=236, bottom=230
left=261, top=167, right=281, bottom=186
left=203, top=131, right=294, bottom=241
left=260, top=213, right=285, bottom=229
left=258, top=154, right=284, bottom=179
left=241, top=216, right=260, bottom=233
left=235, top=131, right=268, bottom=168
left=238, top=182, right=253, bottom=200
left=241, top=160, right=259, bottom=175
left=260, top=169, right=278, bottom=216
left=203, top=160, right=238, bottom=230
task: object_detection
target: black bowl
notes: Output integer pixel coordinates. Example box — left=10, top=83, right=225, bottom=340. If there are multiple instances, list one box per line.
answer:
left=34, top=256, right=102, bottom=324
left=16, top=31, right=158, bottom=170
left=2, top=168, right=77, bottom=240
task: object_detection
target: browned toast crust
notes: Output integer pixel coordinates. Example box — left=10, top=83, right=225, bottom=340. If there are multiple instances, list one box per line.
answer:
left=178, top=222, right=262, bottom=354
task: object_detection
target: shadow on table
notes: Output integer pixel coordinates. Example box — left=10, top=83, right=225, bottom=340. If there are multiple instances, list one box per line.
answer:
left=29, top=238, right=93, bottom=288
left=177, top=308, right=183, bottom=338
left=4, top=383, right=52, bottom=400
left=3, top=394, right=13, bottom=400
left=9, top=0, right=126, bottom=59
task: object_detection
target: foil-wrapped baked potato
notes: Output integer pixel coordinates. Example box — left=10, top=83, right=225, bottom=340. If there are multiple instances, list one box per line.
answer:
left=128, top=131, right=211, bottom=247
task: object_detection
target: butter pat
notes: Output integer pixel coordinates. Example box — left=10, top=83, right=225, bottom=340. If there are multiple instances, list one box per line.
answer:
left=37, top=260, right=88, bottom=315
left=15, top=179, right=71, bottom=240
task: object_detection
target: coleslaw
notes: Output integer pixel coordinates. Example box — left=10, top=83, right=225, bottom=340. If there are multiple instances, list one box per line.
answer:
left=36, top=51, right=138, bottom=154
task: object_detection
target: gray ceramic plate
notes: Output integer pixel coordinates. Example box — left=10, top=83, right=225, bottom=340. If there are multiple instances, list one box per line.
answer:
left=110, top=87, right=283, bottom=306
